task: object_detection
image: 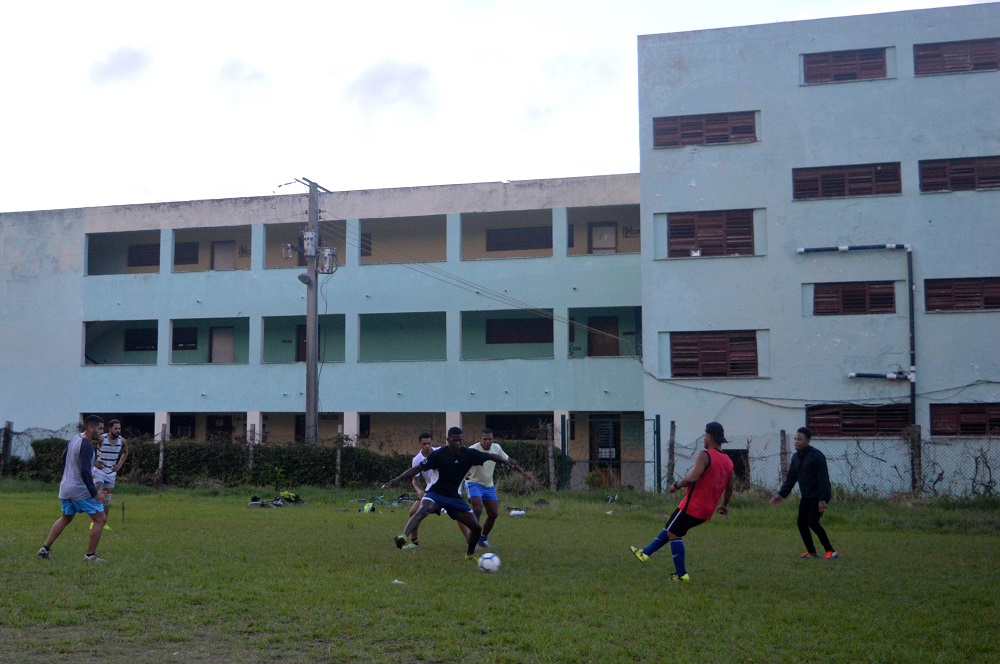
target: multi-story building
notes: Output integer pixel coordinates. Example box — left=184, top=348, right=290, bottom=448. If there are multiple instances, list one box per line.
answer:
left=638, top=3, right=1000, bottom=487
left=0, top=175, right=646, bottom=486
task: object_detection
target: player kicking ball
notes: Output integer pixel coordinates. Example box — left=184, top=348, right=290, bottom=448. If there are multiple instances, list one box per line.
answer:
left=384, top=426, right=527, bottom=560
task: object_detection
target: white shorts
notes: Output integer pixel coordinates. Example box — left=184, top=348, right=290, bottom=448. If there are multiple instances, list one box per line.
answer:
left=93, top=470, right=116, bottom=489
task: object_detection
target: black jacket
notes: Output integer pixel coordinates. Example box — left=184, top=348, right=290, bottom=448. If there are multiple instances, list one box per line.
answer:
left=778, top=445, right=831, bottom=502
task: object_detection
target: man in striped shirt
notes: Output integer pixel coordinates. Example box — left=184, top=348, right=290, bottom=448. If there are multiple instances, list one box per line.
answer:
left=94, top=418, right=128, bottom=517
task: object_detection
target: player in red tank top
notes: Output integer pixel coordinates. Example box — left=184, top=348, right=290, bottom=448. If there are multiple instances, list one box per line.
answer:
left=630, top=422, right=735, bottom=581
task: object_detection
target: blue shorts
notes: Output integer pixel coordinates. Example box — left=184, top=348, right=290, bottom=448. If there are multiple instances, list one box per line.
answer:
left=467, top=482, right=498, bottom=502
left=423, top=492, right=473, bottom=520
left=60, top=498, right=105, bottom=516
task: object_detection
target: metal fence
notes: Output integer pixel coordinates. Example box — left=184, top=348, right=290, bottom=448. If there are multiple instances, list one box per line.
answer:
left=2, top=420, right=997, bottom=497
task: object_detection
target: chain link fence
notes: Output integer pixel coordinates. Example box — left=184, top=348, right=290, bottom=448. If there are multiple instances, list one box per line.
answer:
left=2, top=420, right=997, bottom=497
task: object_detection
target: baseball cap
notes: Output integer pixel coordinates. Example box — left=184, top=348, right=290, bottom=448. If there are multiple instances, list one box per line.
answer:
left=705, top=421, right=727, bottom=445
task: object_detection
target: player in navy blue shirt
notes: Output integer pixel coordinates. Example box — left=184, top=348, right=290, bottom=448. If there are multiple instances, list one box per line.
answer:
left=385, top=426, right=526, bottom=559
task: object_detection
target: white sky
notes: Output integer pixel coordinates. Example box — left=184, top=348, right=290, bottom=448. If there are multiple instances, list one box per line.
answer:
left=0, top=0, right=988, bottom=212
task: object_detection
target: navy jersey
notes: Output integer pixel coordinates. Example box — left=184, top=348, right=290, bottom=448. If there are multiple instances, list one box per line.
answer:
left=420, top=446, right=493, bottom=499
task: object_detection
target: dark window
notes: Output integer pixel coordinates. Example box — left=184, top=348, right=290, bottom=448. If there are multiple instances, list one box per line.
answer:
left=170, top=413, right=196, bottom=439
left=360, top=233, right=373, bottom=257
left=127, top=244, right=160, bottom=268
left=124, top=328, right=158, bottom=352
left=567, top=224, right=574, bottom=249
left=803, top=48, right=887, bottom=84
left=359, top=413, right=371, bottom=439
left=486, top=226, right=552, bottom=252
left=806, top=404, right=911, bottom=437
left=670, top=331, right=758, bottom=378
left=814, top=282, right=896, bottom=315
left=174, top=242, right=199, bottom=266
left=925, top=277, right=1000, bottom=311
left=914, top=38, right=1000, bottom=76
left=793, top=163, right=901, bottom=200
left=930, top=403, right=1000, bottom=436
left=296, top=324, right=306, bottom=362
left=919, top=156, right=1000, bottom=192
left=653, top=111, right=757, bottom=148
left=667, top=209, right=754, bottom=258
left=172, top=327, right=198, bottom=351
left=486, top=318, right=553, bottom=344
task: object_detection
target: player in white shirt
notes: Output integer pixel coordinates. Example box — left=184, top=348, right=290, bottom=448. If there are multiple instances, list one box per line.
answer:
left=402, top=433, right=438, bottom=549
left=466, top=428, right=532, bottom=548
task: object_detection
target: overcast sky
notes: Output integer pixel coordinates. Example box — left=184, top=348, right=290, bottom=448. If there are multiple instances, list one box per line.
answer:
left=0, top=0, right=988, bottom=212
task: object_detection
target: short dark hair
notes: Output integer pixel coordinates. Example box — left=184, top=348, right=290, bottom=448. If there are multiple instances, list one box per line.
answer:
left=109, top=419, right=121, bottom=427
left=83, top=414, right=104, bottom=428
left=447, top=426, right=463, bottom=437
left=481, top=428, right=493, bottom=435
left=797, top=426, right=812, bottom=440
left=418, top=432, right=433, bottom=442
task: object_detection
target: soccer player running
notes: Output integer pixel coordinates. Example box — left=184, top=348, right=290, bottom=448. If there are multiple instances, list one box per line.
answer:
left=37, top=415, right=109, bottom=562
left=464, top=428, right=532, bottom=549
left=385, top=427, right=527, bottom=559
left=631, top=421, right=734, bottom=581
left=769, top=427, right=838, bottom=560
left=93, top=418, right=129, bottom=527
left=402, top=432, right=438, bottom=549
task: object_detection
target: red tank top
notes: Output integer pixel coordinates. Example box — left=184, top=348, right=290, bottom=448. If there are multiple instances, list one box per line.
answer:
left=678, top=448, right=734, bottom=521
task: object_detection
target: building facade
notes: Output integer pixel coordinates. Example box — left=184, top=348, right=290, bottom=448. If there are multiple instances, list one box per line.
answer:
left=638, top=3, right=1000, bottom=489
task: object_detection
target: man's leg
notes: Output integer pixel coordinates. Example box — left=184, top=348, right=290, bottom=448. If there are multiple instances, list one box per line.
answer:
left=43, top=513, right=75, bottom=549
left=402, top=498, right=436, bottom=538
left=407, top=499, right=421, bottom=542
left=807, top=508, right=834, bottom=553
left=797, top=498, right=817, bottom=555
left=454, top=511, right=482, bottom=557
left=481, top=499, right=500, bottom=538
left=469, top=495, right=484, bottom=521
left=87, top=509, right=107, bottom=555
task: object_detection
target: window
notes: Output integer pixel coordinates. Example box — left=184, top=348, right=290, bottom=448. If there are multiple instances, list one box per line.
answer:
left=360, top=233, right=373, bottom=257
left=127, top=244, right=160, bottom=268
left=172, top=327, right=198, bottom=351
left=806, top=404, right=911, bottom=437
left=670, top=331, right=758, bottom=378
left=930, top=403, right=1000, bottom=436
left=793, top=163, right=901, bottom=200
left=124, top=328, right=158, bottom=352
left=174, top=242, right=199, bottom=266
left=667, top=209, right=753, bottom=258
left=914, top=38, right=1000, bottom=76
left=486, top=226, right=552, bottom=252
left=925, top=277, right=1000, bottom=311
left=814, top=282, right=895, bottom=315
left=653, top=111, right=757, bottom=148
left=486, top=318, right=553, bottom=344
left=919, top=156, right=1000, bottom=192
left=803, top=48, right=887, bottom=84
left=567, top=224, right=574, bottom=249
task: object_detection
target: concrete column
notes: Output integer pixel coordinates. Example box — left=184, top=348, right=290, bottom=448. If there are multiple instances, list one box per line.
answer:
left=158, top=317, right=170, bottom=366
left=447, top=310, right=461, bottom=362
left=246, top=411, right=263, bottom=442
left=248, top=316, right=262, bottom=365
left=154, top=412, right=170, bottom=440
left=342, top=411, right=360, bottom=444
left=446, top=213, right=461, bottom=263
left=344, top=313, right=359, bottom=363
left=552, top=207, right=568, bottom=258
left=345, top=219, right=361, bottom=267
left=446, top=411, right=462, bottom=433
left=250, top=224, right=265, bottom=271
left=553, top=305, right=569, bottom=362
left=159, top=229, right=172, bottom=274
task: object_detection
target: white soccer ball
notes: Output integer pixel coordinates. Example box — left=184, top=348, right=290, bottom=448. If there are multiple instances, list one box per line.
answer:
left=477, top=553, right=501, bottom=573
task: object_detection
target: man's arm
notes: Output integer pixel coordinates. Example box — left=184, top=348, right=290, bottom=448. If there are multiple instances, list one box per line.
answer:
left=770, top=456, right=800, bottom=505
left=718, top=473, right=735, bottom=515
left=385, top=464, right=423, bottom=489
left=79, top=439, right=100, bottom=499
left=817, top=452, right=832, bottom=511
left=114, top=438, right=129, bottom=473
left=490, top=454, right=532, bottom=480
left=669, top=450, right=709, bottom=493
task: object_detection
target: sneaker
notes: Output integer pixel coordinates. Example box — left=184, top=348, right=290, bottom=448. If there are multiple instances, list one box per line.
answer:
left=465, top=554, right=477, bottom=561
left=478, top=537, right=490, bottom=549
left=84, top=553, right=106, bottom=563
left=393, top=535, right=407, bottom=549
left=37, top=546, right=50, bottom=559
left=799, top=552, right=819, bottom=560
left=401, top=542, right=419, bottom=550
left=630, top=546, right=649, bottom=563
left=670, top=573, right=691, bottom=582
left=825, top=551, right=839, bottom=560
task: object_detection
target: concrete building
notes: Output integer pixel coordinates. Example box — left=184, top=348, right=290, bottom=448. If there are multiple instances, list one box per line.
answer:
left=638, top=3, right=1000, bottom=490
left=0, top=175, right=646, bottom=487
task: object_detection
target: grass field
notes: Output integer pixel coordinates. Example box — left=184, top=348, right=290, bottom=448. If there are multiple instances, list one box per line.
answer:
left=2, top=480, right=999, bottom=663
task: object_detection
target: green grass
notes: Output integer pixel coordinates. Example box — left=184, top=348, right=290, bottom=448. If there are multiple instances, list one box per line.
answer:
left=2, top=481, right=999, bottom=663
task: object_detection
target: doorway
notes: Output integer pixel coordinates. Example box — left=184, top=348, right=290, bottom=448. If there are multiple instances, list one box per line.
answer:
left=211, top=241, right=236, bottom=270
left=587, top=316, right=619, bottom=357
left=210, top=327, right=235, bottom=364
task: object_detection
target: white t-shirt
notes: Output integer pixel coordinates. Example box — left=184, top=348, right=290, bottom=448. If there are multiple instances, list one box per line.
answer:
left=411, top=447, right=440, bottom=490
left=465, top=442, right=508, bottom=487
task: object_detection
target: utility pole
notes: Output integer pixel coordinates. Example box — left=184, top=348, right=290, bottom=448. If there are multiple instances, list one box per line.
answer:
left=284, top=178, right=335, bottom=445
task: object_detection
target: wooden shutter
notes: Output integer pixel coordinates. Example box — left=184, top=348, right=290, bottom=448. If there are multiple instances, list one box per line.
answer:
left=814, top=282, right=895, bottom=315
left=667, top=210, right=754, bottom=257
left=804, top=48, right=886, bottom=84
left=807, top=404, right=911, bottom=437
left=670, top=331, right=758, bottom=378
left=927, top=278, right=1000, bottom=311
left=914, top=38, right=1000, bottom=76
left=931, top=403, right=1000, bottom=436
left=653, top=111, right=756, bottom=148
left=794, top=163, right=900, bottom=200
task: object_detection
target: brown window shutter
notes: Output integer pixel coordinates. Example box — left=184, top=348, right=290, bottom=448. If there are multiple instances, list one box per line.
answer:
left=653, top=111, right=756, bottom=148
left=804, top=48, right=886, bottom=84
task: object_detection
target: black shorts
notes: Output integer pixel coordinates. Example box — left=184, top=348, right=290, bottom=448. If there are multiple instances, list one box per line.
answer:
left=665, top=508, right=706, bottom=537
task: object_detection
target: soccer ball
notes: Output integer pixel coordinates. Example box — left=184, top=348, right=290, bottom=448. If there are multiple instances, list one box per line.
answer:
left=478, top=553, right=501, bottom=573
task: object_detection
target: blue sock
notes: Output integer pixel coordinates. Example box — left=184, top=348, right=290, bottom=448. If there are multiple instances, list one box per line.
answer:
left=643, top=528, right=671, bottom=556
left=670, top=539, right=686, bottom=576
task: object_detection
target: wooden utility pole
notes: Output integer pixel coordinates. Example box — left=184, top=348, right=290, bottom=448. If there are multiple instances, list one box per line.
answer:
left=304, top=180, right=320, bottom=446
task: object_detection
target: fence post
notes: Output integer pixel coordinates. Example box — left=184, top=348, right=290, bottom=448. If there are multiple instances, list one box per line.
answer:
left=667, top=420, right=676, bottom=485
left=547, top=422, right=556, bottom=491
left=560, top=414, right=569, bottom=492
left=0, top=421, right=12, bottom=480
left=779, top=429, right=789, bottom=484
left=247, top=424, right=255, bottom=474
left=909, top=425, right=923, bottom=495
left=654, top=414, right=662, bottom=493
left=335, top=437, right=342, bottom=489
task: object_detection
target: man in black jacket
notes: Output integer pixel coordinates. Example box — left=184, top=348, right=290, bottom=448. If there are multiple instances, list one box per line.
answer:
left=770, top=427, right=839, bottom=560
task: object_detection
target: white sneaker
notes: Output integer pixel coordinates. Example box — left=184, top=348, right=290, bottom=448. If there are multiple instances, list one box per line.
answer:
left=37, top=547, right=50, bottom=559
left=84, top=553, right=106, bottom=563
